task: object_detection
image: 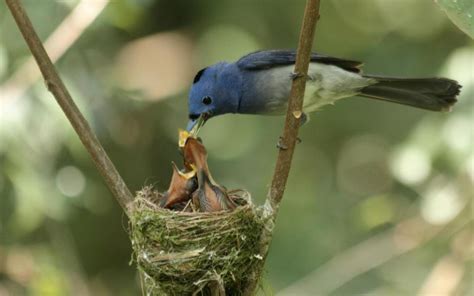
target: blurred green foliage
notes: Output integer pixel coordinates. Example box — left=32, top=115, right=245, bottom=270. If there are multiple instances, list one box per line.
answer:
left=435, top=0, right=474, bottom=38
left=0, top=0, right=473, bottom=295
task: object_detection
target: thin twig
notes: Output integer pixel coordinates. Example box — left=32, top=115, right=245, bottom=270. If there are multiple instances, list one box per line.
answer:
left=268, top=0, right=320, bottom=212
left=278, top=208, right=471, bottom=295
left=5, top=0, right=134, bottom=215
left=243, top=0, right=321, bottom=294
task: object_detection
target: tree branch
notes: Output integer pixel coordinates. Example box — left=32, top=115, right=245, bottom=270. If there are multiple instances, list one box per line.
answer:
left=268, top=0, right=320, bottom=213
left=244, top=0, right=321, bottom=294
left=5, top=0, right=134, bottom=216
left=279, top=208, right=471, bottom=295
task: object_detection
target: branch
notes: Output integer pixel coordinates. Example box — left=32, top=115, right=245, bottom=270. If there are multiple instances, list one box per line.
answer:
left=268, top=0, right=320, bottom=212
left=5, top=0, right=134, bottom=216
left=279, top=209, right=471, bottom=295
left=244, top=0, right=321, bottom=294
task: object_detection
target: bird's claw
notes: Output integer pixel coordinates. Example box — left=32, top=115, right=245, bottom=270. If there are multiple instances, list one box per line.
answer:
left=276, top=136, right=302, bottom=149
left=290, top=72, right=305, bottom=80
left=277, top=137, right=288, bottom=150
left=299, top=112, right=308, bottom=126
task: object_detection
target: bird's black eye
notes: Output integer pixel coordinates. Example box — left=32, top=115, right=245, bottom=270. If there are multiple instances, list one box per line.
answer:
left=202, top=96, right=212, bottom=105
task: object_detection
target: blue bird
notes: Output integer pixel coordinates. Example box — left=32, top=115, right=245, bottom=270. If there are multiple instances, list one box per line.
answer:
left=186, top=50, right=461, bottom=131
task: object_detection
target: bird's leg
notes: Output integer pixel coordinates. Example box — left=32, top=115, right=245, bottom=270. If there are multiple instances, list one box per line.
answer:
left=296, top=112, right=307, bottom=143
left=290, top=72, right=316, bottom=81
left=277, top=136, right=288, bottom=150
left=290, top=72, right=305, bottom=80
left=277, top=111, right=307, bottom=148
left=299, top=112, right=308, bottom=126
left=296, top=112, right=309, bottom=144
left=277, top=136, right=302, bottom=148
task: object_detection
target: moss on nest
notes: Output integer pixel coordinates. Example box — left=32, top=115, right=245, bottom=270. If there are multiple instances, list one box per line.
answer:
left=129, top=186, right=266, bottom=295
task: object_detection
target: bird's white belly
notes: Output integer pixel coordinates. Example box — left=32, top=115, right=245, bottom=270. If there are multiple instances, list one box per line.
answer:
left=263, top=63, right=374, bottom=113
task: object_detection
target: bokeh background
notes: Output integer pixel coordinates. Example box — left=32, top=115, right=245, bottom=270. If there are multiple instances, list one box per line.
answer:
left=1, top=0, right=473, bottom=295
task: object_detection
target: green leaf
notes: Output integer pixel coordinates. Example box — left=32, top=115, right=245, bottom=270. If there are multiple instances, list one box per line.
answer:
left=435, top=0, right=474, bottom=38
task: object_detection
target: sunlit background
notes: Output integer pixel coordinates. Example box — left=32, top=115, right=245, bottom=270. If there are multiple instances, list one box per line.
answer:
left=1, top=0, right=473, bottom=295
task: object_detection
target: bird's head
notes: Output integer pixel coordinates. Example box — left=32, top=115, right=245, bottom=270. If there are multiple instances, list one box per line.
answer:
left=186, top=62, right=241, bottom=131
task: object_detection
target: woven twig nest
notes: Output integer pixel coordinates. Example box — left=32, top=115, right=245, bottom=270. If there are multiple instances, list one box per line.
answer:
left=129, top=186, right=267, bottom=295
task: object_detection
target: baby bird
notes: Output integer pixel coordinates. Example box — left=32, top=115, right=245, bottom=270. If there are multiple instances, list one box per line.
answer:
left=193, top=169, right=236, bottom=212
left=159, top=162, right=197, bottom=209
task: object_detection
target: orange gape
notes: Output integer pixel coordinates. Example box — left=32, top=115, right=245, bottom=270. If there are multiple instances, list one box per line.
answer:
left=159, top=163, right=197, bottom=208
left=160, top=134, right=236, bottom=212
left=183, top=137, right=236, bottom=212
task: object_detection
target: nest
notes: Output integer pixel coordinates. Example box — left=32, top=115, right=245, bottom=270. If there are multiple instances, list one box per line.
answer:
left=129, top=186, right=267, bottom=295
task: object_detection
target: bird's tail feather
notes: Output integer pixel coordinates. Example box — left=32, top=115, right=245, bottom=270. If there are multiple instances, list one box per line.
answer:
left=360, top=76, right=461, bottom=111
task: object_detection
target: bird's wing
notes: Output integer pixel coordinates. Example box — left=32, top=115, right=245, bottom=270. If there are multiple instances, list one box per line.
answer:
left=237, top=49, right=362, bottom=73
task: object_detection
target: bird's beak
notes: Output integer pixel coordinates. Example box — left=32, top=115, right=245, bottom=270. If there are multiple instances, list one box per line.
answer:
left=186, top=119, right=198, bottom=132
left=186, top=113, right=209, bottom=136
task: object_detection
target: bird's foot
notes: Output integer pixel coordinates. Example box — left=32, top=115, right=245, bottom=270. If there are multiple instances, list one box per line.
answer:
left=277, top=137, right=302, bottom=149
left=290, top=72, right=306, bottom=80
left=277, top=137, right=288, bottom=150
left=290, top=72, right=315, bottom=81
left=299, top=112, right=308, bottom=126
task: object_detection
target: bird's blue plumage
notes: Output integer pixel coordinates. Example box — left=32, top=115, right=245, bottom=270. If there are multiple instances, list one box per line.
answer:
left=236, top=50, right=362, bottom=72
left=188, top=62, right=242, bottom=118
left=187, top=50, right=371, bottom=130
left=186, top=49, right=460, bottom=131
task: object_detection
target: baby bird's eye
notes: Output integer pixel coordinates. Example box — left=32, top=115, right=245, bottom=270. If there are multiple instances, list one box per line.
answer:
left=202, top=96, right=212, bottom=105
